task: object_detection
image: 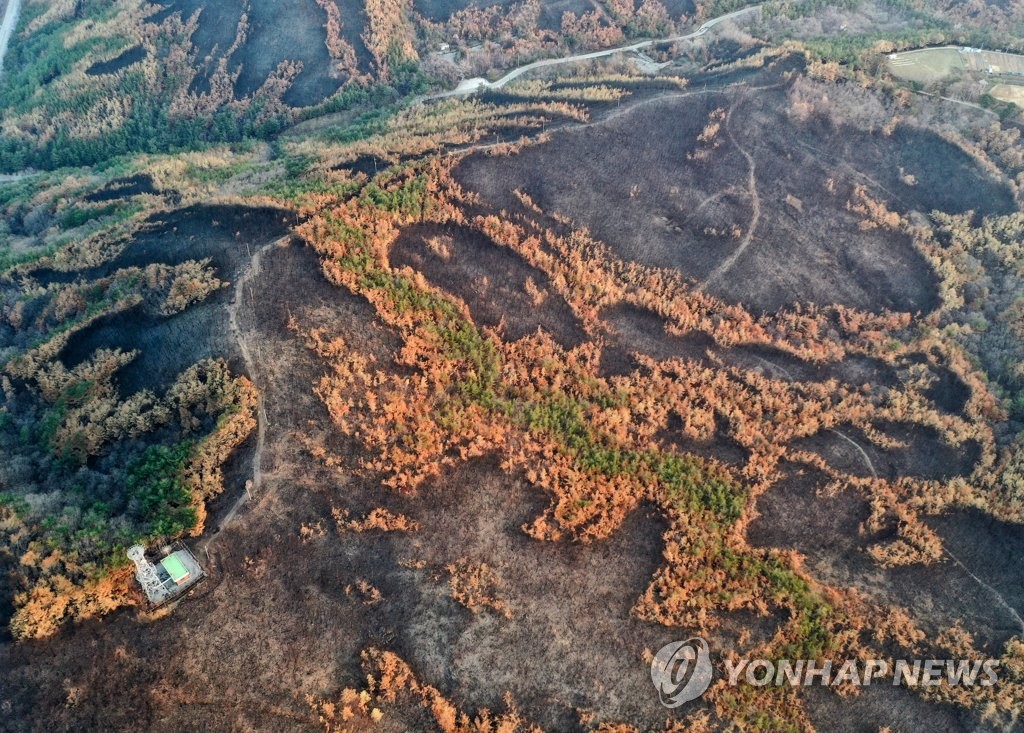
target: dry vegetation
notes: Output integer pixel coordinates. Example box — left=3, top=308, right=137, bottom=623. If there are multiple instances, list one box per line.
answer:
left=283, top=134, right=1024, bottom=727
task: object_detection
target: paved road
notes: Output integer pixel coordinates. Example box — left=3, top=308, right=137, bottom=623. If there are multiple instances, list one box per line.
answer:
left=0, top=0, right=25, bottom=180
left=0, top=0, right=21, bottom=77
left=423, top=4, right=763, bottom=100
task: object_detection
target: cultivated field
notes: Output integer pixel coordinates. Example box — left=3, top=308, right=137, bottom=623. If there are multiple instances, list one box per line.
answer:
left=990, top=81, right=1024, bottom=105
left=886, top=47, right=966, bottom=84
left=887, top=45, right=1024, bottom=102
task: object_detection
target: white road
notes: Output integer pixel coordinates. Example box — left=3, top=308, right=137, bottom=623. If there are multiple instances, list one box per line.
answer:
left=0, top=0, right=28, bottom=182
left=0, top=0, right=22, bottom=77
left=424, top=4, right=762, bottom=100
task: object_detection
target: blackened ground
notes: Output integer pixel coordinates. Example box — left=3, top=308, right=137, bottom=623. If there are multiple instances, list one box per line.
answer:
left=57, top=206, right=289, bottom=397
left=456, top=73, right=1013, bottom=315
left=85, top=45, right=147, bottom=76
left=332, top=0, right=376, bottom=69
left=749, top=464, right=1023, bottom=661
left=84, top=174, right=156, bottom=202
left=61, top=301, right=237, bottom=396
left=0, top=241, right=386, bottom=733
left=372, top=463, right=679, bottom=730
left=0, top=241, right=690, bottom=732
left=389, top=222, right=588, bottom=347
left=0, top=233, right=1014, bottom=733
left=106, top=205, right=291, bottom=275
left=601, top=303, right=717, bottom=368
left=233, top=0, right=345, bottom=106
left=153, top=0, right=348, bottom=106
left=3, top=67, right=1021, bottom=733
left=789, top=425, right=980, bottom=483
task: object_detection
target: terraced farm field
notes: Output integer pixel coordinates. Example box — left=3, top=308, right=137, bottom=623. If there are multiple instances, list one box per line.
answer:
left=887, top=45, right=1024, bottom=89
left=886, top=46, right=966, bottom=83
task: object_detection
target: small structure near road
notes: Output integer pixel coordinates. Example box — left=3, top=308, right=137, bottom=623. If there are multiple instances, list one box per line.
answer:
left=128, top=543, right=205, bottom=605
left=454, top=77, right=489, bottom=94
left=632, top=51, right=670, bottom=74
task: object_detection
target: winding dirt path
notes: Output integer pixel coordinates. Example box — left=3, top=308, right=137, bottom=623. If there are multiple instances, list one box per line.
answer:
left=914, top=89, right=997, bottom=116
left=945, top=548, right=1024, bottom=637
left=828, top=423, right=1024, bottom=638
left=199, top=237, right=282, bottom=548
left=749, top=351, right=1024, bottom=639
left=699, top=100, right=761, bottom=290
left=830, top=429, right=878, bottom=478
left=230, top=242, right=270, bottom=496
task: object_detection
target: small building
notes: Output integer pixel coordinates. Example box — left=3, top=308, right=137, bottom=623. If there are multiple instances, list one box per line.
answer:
left=128, top=544, right=205, bottom=606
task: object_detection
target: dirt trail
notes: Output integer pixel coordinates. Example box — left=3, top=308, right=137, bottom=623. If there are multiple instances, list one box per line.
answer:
left=199, top=237, right=283, bottom=548
left=945, top=548, right=1024, bottom=637
left=830, top=429, right=878, bottom=478
left=700, top=100, right=761, bottom=290
left=828, top=421, right=1024, bottom=639
left=915, top=89, right=997, bottom=116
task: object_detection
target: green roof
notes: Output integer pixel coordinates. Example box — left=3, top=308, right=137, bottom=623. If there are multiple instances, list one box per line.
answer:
left=160, top=554, right=190, bottom=583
